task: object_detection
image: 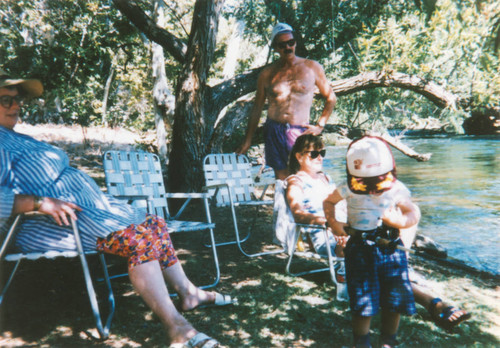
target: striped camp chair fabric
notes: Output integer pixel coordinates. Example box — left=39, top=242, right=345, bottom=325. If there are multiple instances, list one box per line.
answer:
left=103, top=150, right=220, bottom=288
left=203, top=153, right=283, bottom=257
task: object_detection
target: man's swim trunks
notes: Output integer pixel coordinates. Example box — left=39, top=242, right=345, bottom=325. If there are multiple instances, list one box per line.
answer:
left=264, top=118, right=307, bottom=171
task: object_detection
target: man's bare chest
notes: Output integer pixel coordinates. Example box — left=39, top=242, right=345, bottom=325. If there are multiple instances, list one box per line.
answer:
left=268, top=68, right=315, bottom=97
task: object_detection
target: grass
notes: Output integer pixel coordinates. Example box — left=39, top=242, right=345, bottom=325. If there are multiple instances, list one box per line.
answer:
left=0, top=124, right=499, bottom=347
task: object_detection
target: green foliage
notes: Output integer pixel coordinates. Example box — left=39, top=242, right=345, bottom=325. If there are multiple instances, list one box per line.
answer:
left=0, top=0, right=154, bottom=129
left=1, top=0, right=498, bottom=134
left=352, top=0, right=499, bottom=129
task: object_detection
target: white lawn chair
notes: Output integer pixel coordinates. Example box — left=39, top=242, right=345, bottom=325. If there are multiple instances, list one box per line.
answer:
left=202, top=153, right=283, bottom=257
left=273, top=180, right=347, bottom=301
left=0, top=213, right=115, bottom=339
left=103, top=150, right=220, bottom=289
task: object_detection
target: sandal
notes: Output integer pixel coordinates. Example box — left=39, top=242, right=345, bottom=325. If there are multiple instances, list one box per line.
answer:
left=169, top=332, right=219, bottom=348
left=428, top=297, right=472, bottom=331
left=180, top=292, right=236, bottom=312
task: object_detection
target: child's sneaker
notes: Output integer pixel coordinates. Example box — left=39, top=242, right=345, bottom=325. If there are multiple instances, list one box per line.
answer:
left=334, top=262, right=349, bottom=301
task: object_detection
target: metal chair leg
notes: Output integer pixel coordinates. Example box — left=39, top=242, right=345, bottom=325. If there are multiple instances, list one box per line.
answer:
left=72, top=219, right=115, bottom=340
left=0, top=259, right=22, bottom=306
left=286, top=226, right=342, bottom=278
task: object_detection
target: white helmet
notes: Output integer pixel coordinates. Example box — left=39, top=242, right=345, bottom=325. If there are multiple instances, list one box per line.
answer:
left=346, top=136, right=394, bottom=177
left=270, top=22, right=293, bottom=46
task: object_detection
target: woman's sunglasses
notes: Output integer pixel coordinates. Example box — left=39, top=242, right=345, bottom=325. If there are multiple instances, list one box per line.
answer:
left=276, top=39, right=296, bottom=49
left=0, top=95, right=23, bottom=109
left=303, top=149, right=326, bottom=159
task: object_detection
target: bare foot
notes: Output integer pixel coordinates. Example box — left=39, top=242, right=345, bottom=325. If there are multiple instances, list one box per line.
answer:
left=178, top=290, right=216, bottom=312
left=166, top=320, right=198, bottom=346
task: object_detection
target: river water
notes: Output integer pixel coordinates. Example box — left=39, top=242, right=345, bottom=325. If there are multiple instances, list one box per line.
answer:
left=321, top=136, right=499, bottom=275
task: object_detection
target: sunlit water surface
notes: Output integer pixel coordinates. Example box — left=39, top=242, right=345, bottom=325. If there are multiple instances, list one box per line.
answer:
left=322, top=136, right=499, bottom=275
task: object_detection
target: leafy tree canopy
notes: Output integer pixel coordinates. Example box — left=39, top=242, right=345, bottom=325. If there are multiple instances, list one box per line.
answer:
left=0, top=0, right=498, bottom=134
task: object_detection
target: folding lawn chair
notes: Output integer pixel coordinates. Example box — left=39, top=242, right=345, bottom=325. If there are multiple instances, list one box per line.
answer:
left=103, top=150, right=220, bottom=289
left=0, top=213, right=115, bottom=339
left=202, top=153, right=283, bottom=257
left=273, top=180, right=347, bottom=301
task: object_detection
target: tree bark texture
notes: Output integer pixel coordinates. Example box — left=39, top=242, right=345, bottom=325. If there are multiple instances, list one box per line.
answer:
left=152, top=0, right=175, bottom=170
left=167, top=0, right=224, bottom=192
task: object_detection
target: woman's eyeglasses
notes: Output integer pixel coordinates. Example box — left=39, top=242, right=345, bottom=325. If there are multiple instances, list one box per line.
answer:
left=276, top=39, right=296, bottom=49
left=304, top=149, right=326, bottom=159
left=0, top=95, right=23, bottom=109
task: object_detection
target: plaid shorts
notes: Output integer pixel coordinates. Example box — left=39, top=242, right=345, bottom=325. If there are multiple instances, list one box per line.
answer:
left=96, top=214, right=178, bottom=269
left=345, top=237, right=416, bottom=317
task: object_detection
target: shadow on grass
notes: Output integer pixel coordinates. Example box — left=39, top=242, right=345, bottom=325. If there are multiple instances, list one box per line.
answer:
left=1, top=204, right=499, bottom=347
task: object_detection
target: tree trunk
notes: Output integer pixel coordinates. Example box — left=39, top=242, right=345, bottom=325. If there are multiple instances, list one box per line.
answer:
left=152, top=0, right=175, bottom=168
left=167, top=0, right=224, bottom=192
left=330, top=71, right=461, bottom=109
left=102, top=63, right=115, bottom=127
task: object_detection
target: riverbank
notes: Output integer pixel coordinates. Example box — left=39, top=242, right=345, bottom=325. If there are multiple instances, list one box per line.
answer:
left=1, top=124, right=498, bottom=347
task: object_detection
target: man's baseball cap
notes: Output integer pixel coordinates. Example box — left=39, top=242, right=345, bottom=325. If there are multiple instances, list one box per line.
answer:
left=0, top=69, right=43, bottom=97
left=270, top=22, right=293, bottom=46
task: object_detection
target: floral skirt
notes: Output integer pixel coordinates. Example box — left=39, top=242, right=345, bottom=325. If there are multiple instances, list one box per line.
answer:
left=96, top=214, right=178, bottom=269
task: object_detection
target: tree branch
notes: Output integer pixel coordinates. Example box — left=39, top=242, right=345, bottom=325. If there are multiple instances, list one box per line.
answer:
left=331, top=71, right=460, bottom=109
left=209, top=66, right=265, bottom=114
left=365, top=131, right=432, bottom=161
left=112, top=0, right=186, bottom=63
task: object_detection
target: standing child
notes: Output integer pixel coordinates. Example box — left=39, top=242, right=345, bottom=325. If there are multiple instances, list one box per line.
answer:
left=324, top=136, right=421, bottom=348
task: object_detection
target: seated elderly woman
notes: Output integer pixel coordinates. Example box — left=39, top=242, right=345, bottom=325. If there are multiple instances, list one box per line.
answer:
left=0, top=71, right=232, bottom=348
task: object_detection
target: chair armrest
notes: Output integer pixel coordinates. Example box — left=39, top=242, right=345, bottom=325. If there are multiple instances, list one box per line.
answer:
left=296, top=223, right=326, bottom=230
left=164, top=192, right=213, bottom=220
left=164, top=192, right=212, bottom=200
left=113, top=194, right=150, bottom=202
left=202, top=183, right=233, bottom=202
left=202, top=183, right=232, bottom=191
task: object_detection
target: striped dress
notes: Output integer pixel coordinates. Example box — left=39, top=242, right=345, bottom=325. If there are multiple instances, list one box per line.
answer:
left=0, top=126, right=144, bottom=252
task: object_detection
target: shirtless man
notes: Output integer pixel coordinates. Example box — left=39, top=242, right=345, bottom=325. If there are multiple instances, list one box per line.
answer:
left=236, top=23, right=337, bottom=180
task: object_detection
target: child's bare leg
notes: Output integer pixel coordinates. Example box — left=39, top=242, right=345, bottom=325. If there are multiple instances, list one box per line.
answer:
left=380, top=310, right=400, bottom=347
left=352, top=314, right=372, bottom=347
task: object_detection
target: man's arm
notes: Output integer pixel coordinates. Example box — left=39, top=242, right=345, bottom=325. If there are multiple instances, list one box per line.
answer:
left=304, top=61, right=337, bottom=135
left=235, top=69, right=268, bottom=154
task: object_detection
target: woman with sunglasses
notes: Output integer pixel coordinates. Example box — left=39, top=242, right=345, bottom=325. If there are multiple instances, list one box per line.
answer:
left=286, top=134, right=348, bottom=259
left=0, top=71, right=229, bottom=348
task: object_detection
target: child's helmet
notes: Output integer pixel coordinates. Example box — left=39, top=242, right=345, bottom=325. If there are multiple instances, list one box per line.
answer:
left=346, top=136, right=396, bottom=194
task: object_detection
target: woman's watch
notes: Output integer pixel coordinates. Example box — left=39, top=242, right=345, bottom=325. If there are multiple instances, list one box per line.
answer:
left=33, top=196, right=44, bottom=211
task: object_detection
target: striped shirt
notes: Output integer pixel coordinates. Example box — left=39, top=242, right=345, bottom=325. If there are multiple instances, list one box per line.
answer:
left=0, top=126, right=144, bottom=251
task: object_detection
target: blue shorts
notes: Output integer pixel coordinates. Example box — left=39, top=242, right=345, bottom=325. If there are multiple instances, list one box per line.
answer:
left=264, top=119, right=307, bottom=171
left=345, top=237, right=416, bottom=317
